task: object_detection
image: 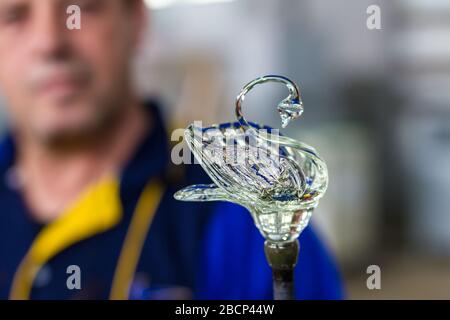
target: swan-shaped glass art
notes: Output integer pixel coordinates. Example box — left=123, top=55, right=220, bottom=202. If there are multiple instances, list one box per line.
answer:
left=174, top=75, right=328, bottom=300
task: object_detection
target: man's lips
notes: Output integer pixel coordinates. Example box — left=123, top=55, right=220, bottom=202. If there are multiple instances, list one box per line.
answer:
left=36, top=75, right=83, bottom=98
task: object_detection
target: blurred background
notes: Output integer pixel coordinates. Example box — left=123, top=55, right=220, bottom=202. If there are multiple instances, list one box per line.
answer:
left=2, top=0, right=450, bottom=299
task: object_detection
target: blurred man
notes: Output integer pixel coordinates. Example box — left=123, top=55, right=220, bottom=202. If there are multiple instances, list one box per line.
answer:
left=0, top=0, right=343, bottom=299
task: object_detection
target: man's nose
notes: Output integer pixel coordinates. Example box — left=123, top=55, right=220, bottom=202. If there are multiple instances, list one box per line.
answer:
left=29, top=5, right=69, bottom=60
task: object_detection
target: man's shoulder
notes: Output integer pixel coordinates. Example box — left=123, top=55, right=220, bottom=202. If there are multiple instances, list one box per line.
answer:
left=197, top=201, right=345, bottom=299
left=205, top=201, right=339, bottom=269
left=0, top=134, right=14, bottom=171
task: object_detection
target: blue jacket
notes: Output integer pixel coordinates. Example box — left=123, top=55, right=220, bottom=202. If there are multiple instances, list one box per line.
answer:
left=0, top=102, right=343, bottom=300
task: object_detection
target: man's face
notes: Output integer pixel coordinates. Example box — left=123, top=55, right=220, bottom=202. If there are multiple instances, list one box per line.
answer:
left=0, top=0, right=144, bottom=144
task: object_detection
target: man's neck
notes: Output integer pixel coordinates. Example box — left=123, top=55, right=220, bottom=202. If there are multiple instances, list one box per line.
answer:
left=16, top=100, right=150, bottom=224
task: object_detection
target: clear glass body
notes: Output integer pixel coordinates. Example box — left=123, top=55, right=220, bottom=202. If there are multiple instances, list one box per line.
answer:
left=175, top=75, right=328, bottom=244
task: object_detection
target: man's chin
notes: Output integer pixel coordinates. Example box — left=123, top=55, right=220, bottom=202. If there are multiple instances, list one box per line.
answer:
left=34, top=119, right=103, bottom=150
left=28, top=99, right=122, bottom=150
